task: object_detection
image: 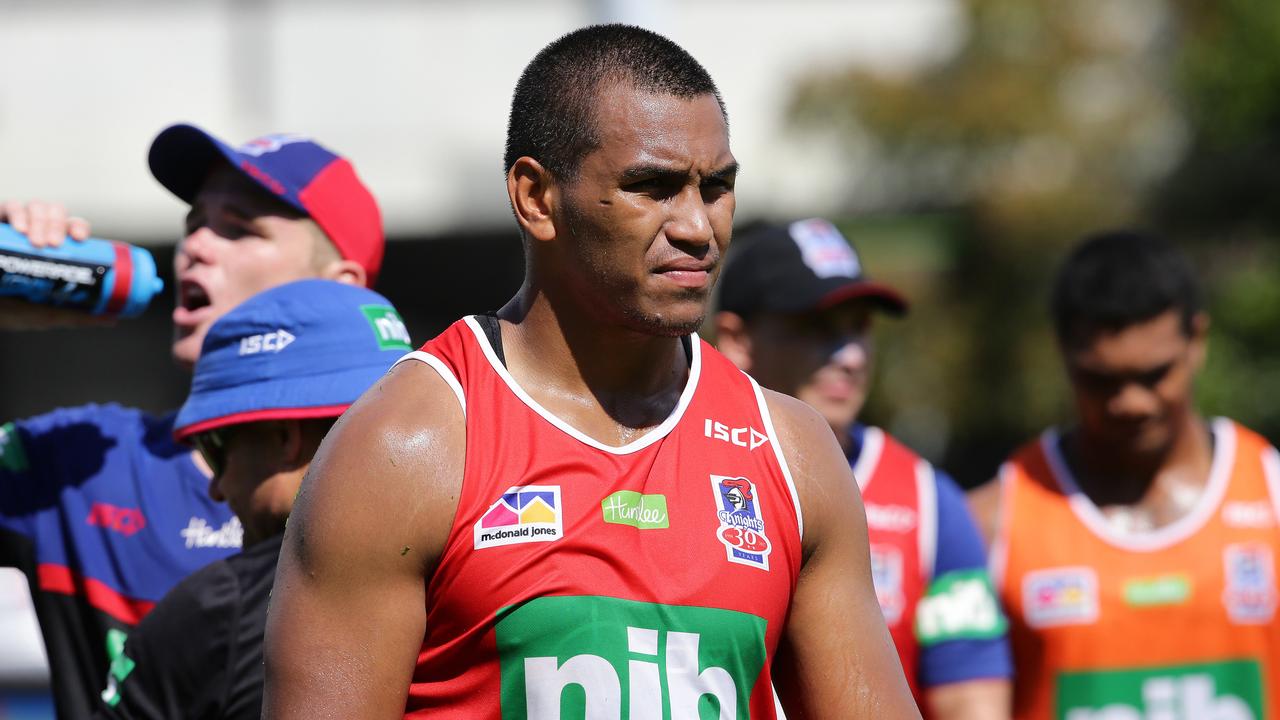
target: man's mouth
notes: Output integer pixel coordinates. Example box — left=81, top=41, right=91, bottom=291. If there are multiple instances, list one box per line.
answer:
left=173, top=280, right=213, bottom=329
left=655, top=259, right=716, bottom=290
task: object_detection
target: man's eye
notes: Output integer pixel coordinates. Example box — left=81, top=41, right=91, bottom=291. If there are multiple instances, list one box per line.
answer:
left=1137, top=365, right=1173, bottom=387
left=628, top=179, right=680, bottom=200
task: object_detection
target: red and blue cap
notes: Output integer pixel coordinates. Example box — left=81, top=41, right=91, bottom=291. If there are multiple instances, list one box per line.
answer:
left=148, top=123, right=385, bottom=285
left=173, top=279, right=412, bottom=440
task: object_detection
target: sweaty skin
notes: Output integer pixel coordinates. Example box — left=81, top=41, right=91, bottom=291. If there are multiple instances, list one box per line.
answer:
left=263, top=85, right=919, bottom=719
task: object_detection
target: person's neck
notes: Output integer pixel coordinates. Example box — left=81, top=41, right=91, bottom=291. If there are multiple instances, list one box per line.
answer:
left=497, top=284, right=691, bottom=436
left=1066, top=412, right=1213, bottom=510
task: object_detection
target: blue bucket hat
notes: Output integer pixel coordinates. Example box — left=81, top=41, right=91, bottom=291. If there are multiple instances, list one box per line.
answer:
left=174, top=279, right=412, bottom=440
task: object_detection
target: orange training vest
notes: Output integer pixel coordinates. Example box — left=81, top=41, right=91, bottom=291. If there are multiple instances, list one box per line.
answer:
left=996, top=418, right=1280, bottom=720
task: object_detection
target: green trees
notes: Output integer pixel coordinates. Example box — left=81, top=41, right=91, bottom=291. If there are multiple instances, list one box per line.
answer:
left=786, top=0, right=1280, bottom=484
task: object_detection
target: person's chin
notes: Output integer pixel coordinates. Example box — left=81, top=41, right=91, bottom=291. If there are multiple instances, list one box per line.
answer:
left=171, top=330, right=205, bottom=370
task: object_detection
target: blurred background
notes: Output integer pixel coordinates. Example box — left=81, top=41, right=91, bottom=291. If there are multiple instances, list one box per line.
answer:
left=3, top=0, right=1279, bottom=716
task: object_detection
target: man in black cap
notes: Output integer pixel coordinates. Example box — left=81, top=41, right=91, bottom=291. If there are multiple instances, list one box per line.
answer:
left=715, top=218, right=1013, bottom=719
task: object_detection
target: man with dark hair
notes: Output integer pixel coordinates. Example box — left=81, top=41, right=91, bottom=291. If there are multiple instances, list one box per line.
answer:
left=0, top=126, right=383, bottom=719
left=715, top=218, right=1012, bottom=719
left=92, top=279, right=411, bottom=720
left=969, top=231, right=1280, bottom=719
left=263, top=24, right=919, bottom=718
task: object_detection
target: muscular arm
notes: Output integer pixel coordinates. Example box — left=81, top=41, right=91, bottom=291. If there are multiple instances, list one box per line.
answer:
left=766, top=390, right=920, bottom=719
left=920, top=472, right=1012, bottom=720
left=926, top=680, right=1011, bottom=720
left=262, top=362, right=465, bottom=719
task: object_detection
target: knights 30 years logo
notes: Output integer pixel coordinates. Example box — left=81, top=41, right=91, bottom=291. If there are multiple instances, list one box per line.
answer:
left=1222, top=542, right=1277, bottom=624
left=710, top=475, right=772, bottom=571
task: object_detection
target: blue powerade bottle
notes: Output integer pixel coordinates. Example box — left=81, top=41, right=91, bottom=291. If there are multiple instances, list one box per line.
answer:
left=0, top=222, right=165, bottom=318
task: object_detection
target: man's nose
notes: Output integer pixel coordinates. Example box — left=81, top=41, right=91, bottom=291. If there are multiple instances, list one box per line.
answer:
left=1107, top=382, right=1159, bottom=419
left=828, top=336, right=869, bottom=371
left=178, top=226, right=219, bottom=266
left=665, top=186, right=714, bottom=248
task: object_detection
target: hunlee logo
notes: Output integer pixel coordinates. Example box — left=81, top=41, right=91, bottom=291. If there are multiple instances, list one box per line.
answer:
left=1057, top=661, right=1263, bottom=720
left=496, top=595, right=765, bottom=719
left=704, top=419, right=768, bottom=451
left=1122, top=574, right=1191, bottom=608
left=180, top=516, right=243, bottom=549
left=474, top=485, right=563, bottom=549
left=361, top=304, right=413, bottom=351
left=238, top=329, right=295, bottom=356
left=601, top=491, right=669, bottom=530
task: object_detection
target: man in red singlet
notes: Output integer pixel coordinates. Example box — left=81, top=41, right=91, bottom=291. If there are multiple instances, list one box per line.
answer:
left=262, top=24, right=919, bottom=719
left=968, top=231, right=1280, bottom=719
left=715, top=219, right=1012, bottom=719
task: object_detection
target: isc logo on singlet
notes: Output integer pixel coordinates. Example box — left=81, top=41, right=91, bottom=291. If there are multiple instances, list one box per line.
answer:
left=496, top=596, right=765, bottom=719
left=1057, top=660, right=1264, bottom=720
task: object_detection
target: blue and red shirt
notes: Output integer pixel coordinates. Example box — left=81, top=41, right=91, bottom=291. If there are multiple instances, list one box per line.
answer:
left=0, top=403, right=240, bottom=720
left=848, top=423, right=1011, bottom=701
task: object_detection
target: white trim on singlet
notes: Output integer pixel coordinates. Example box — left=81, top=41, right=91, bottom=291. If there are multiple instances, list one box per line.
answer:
left=1262, top=446, right=1280, bottom=524
left=394, top=350, right=466, bottom=417
left=987, top=463, right=1015, bottom=589
left=461, top=315, right=702, bottom=456
left=1042, top=417, right=1236, bottom=553
left=916, top=459, right=938, bottom=581
left=851, top=426, right=885, bottom=492
left=748, top=374, right=805, bottom=540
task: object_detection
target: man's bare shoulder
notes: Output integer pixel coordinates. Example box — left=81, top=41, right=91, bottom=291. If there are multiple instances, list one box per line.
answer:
left=760, top=387, right=832, bottom=453
left=759, top=389, right=861, bottom=548
left=337, top=358, right=466, bottom=449
left=289, top=358, right=466, bottom=573
left=966, top=476, right=1003, bottom=548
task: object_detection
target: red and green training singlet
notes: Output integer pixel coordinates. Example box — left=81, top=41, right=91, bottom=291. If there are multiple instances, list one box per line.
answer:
left=397, top=316, right=804, bottom=719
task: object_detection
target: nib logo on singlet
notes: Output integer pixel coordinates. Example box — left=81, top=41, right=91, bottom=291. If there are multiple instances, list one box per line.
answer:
left=1058, top=661, right=1264, bottom=720
left=496, top=595, right=765, bottom=719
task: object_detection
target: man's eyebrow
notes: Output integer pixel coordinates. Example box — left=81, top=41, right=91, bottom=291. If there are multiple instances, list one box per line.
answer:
left=617, top=161, right=740, bottom=183
left=707, top=162, right=740, bottom=181
left=618, top=165, right=688, bottom=183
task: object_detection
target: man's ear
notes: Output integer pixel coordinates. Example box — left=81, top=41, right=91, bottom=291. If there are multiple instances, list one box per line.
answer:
left=276, top=420, right=306, bottom=472
left=714, top=311, right=753, bottom=372
left=507, top=157, right=558, bottom=243
left=319, top=258, right=367, bottom=288
left=1189, top=311, right=1210, bottom=371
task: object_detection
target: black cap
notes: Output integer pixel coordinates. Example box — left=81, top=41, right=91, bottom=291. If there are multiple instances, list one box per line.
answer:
left=718, top=219, right=908, bottom=317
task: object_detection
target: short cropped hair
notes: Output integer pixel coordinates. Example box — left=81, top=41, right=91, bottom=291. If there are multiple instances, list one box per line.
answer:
left=504, top=24, right=726, bottom=180
left=1051, top=230, right=1202, bottom=347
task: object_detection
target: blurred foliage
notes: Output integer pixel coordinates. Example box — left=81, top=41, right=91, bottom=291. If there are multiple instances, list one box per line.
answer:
left=788, top=0, right=1280, bottom=486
